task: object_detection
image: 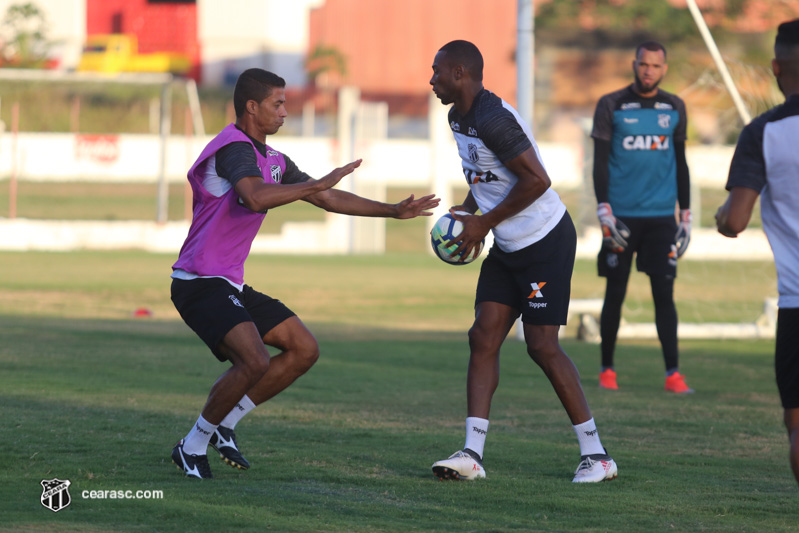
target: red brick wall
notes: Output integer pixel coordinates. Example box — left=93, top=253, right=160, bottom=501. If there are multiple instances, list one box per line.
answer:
left=308, top=0, right=518, bottom=110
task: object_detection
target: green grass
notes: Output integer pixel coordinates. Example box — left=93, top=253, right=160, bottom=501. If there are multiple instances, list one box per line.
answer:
left=0, top=250, right=794, bottom=532
left=2, top=317, right=796, bottom=532
left=0, top=251, right=777, bottom=326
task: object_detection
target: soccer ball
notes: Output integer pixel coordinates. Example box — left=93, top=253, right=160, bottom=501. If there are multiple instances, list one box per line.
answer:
left=430, top=211, right=484, bottom=265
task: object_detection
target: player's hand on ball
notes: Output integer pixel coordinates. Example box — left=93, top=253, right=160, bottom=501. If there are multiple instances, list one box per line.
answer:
left=430, top=211, right=485, bottom=265
left=448, top=209, right=489, bottom=262
left=597, top=202, right=629, bottom=253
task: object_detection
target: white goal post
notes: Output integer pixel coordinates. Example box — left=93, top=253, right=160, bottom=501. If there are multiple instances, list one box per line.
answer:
left=0, top=68, right=204, bottom=223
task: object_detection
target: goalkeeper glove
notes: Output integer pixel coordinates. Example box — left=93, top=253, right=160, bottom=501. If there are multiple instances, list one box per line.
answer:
left=597, top=202, right=630, bottom=253
left=674, top=209, right=692, bottom=258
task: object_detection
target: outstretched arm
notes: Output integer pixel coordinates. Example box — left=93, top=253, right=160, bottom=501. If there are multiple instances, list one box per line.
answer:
left=304, top=185, right=439, bottom=219
left=235, top=160, right=362, bottom=213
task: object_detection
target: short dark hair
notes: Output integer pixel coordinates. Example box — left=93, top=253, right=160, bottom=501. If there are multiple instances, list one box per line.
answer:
left=233, top=69, right=286, bottom=118
left=635, top=41, right=667, bottom=61
left=776, top=19, right=799, bottom=47
left=775, top=19, right=799, bottom=76
left=439, top=40, right=484, bottom=81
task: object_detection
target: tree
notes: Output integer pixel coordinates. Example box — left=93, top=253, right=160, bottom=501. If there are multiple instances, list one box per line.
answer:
left=304, top=43, right=348, bottom=86
left=0, top=2, right=53, bottom=68
left=537, top=0, right=697, bottom=42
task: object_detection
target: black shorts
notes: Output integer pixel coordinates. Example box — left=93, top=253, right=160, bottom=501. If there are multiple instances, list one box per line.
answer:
left=598, top=215, right=677, bottom=280
left=775, top=307, right=799, bottom=409
left=171, top=277, right=296, bottom=362
left=476, top=211, right=575, bottom=326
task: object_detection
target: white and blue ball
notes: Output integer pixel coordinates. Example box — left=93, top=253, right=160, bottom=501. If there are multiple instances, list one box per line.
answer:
left=430, top=211, right=484, bottom=265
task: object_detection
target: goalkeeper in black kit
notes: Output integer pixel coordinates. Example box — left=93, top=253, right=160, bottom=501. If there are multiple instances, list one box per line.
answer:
left=590, top=41, right=693, bottom=394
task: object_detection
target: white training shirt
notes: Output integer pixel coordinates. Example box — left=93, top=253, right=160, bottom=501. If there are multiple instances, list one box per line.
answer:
left=447, top=89, right=566, bottom=252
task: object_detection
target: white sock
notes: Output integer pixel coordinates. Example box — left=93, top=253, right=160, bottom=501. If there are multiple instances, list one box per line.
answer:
left=219, top=395, right=256, bottom=430
left=464, top=417, right=489, bottom=459
left=183, top=415, right=218, bottom=456
left=573, top=418, right=605, bottom=456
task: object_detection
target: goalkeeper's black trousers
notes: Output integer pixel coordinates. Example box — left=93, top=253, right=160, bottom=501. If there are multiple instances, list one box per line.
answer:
left=600, top=274, right=679, bottom=372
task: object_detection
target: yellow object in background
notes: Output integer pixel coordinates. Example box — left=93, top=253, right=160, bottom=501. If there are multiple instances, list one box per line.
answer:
left=77, top=34, right=190, bottom=75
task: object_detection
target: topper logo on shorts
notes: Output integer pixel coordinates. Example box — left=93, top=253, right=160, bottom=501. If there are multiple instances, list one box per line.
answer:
left=528, top=282, right=548, bottom=309
left=528, top=282, right=546, bottom=299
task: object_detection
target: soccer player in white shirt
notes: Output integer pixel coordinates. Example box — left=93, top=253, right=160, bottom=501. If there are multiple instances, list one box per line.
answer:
left=428, top=40, right=617, bottom=483
left=716, top=19, right=799, bottom=486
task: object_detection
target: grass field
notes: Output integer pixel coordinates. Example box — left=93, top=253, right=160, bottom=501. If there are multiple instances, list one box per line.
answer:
left=0, top=250, right=779, bottom=326
left=0, top=182, right=761, bottom=232
left=1, top=249, right=795, bottom=532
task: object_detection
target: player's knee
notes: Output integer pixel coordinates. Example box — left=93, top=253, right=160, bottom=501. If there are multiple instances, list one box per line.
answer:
left=524, top=332, right=561, bottom=367
left=221, top=340, right=271, bottom=378
left=294, top=336, right=320, bottom=371
left=468, top=323, right=502, bottom=353
left=526, top=343, right=550, bottom=365
left=467, top=323, right=482, bottom=348
left=238, top=353, right=271, bottom=383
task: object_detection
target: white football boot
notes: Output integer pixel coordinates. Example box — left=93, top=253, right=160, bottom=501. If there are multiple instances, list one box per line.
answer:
left=432, top=449, right=486, bottom=480
left=572, top=449, right=618, bottom=483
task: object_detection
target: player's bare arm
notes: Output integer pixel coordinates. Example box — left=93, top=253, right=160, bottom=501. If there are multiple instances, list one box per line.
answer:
left=715, top=187, right=760, bottom=238
left=490, top=147, right=552, bottom=222
left=305, top=186, right=439, bottom=218
left=450, top=191, right=480, bottom=215
left=235, top=159, right=362, bottom=212
left=448, top=147, right=550, bottom=258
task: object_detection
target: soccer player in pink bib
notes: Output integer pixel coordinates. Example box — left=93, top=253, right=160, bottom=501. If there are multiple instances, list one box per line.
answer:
left=170, top=68, right=439, bottom=479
